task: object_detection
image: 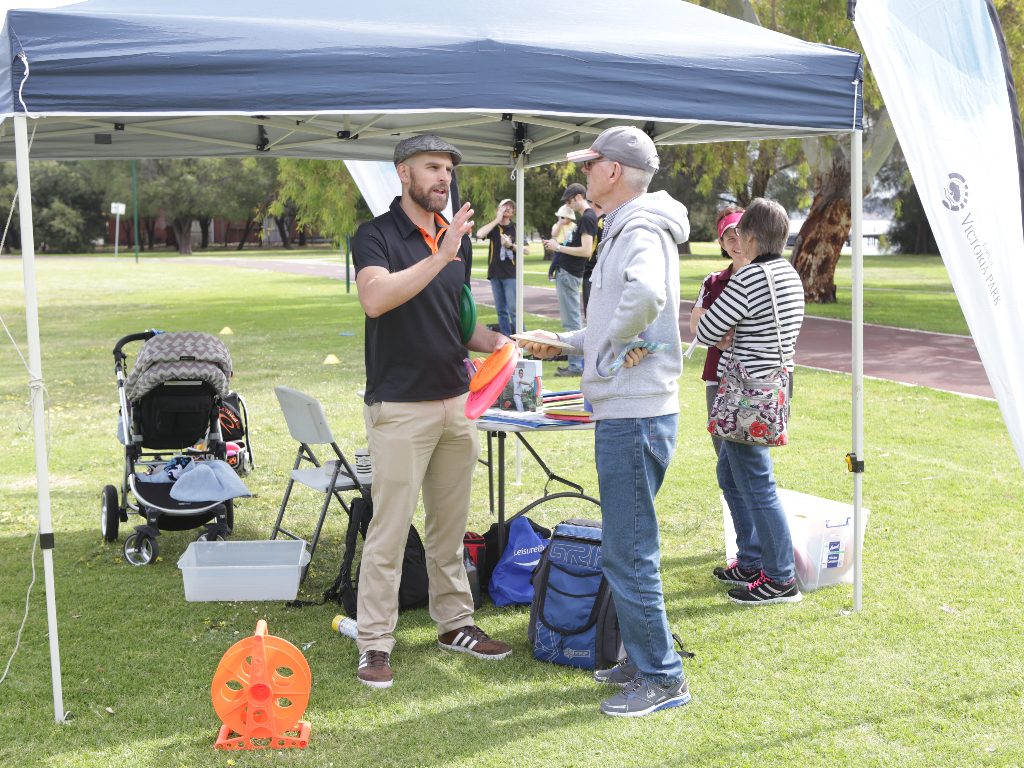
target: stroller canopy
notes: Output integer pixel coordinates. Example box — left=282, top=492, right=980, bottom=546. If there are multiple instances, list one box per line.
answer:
left=125, top=332, right=233, bottom=402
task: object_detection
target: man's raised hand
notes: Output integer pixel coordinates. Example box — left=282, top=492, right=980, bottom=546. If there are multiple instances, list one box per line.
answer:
left=440, top=202, right=474, bottom=263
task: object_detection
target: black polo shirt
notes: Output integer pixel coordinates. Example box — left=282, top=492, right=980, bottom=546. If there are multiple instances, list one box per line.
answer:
left=352, top=197, right=473, bottom=404
left=559, top=207, right=598, bottom=277
left=485, top=222, right=516, bottom=281
left=583, top=213, right=606, bottom=280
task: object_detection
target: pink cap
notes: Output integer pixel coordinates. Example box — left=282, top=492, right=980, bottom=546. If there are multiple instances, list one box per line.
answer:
left=717, top=211, right=743, bottom=239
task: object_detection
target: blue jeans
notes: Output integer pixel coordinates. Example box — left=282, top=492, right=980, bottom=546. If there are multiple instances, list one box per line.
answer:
left=717, top=440, right=795, bottom=583
left=595, top=415, right=683, bottom=686
left=489, top=278, right=516, bottom=336
left=555, top=269, right=583, bottom=369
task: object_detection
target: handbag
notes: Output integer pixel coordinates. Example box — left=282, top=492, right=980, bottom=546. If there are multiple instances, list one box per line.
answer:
left=707, top=264, right=791, bottom=447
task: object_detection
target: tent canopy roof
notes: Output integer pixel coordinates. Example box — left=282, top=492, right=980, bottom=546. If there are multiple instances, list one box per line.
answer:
left=0, top=0, right=863, bottom=165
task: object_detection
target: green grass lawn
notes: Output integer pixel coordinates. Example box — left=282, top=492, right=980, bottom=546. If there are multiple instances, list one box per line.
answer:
left=1, top=256, right=1020, bottom=767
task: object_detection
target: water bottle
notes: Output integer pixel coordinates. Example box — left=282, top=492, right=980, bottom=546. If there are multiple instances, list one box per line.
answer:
left=331, top=615, right=358, bottom=639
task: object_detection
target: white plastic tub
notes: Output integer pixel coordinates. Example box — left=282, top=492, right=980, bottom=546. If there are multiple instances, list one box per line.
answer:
left=177, top=540, right=311, bottom=602
left=722, top=488, right=869, bottom=593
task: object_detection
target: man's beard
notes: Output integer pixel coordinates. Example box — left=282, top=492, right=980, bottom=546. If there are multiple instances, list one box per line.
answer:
left=408, top=170, right=450, bottom=213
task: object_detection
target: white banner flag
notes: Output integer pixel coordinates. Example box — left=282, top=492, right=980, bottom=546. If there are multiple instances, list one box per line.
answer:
left=855, top=0, right=1024, bottom=468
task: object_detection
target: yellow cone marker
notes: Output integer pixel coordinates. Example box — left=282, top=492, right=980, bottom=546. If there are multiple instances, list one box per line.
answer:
left=323, top=354, right=341, bottom=365
left=219, top=326, right=233, bottom=335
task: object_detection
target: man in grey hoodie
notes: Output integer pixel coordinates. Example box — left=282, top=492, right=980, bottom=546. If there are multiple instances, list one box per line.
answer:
left=519, top=126, right=691, bottom=717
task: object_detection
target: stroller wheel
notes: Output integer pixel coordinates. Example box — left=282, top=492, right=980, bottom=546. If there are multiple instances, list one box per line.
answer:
left=101, top=485, right=120, bottom=543
left=123, top=532, right=158, bottom=566
left=195, top=529, right=226, bottom=543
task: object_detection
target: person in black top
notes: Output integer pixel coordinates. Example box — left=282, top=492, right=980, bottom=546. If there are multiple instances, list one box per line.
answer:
left=476, top=198, right=525, bottom=336
left=582, top=201, right=605, bottom=318
left=351, top=134, right=513, bottom=690
left=542, top=182, right=598, bottom=375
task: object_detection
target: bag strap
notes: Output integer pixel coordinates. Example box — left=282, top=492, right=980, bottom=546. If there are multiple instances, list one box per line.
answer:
left=758, top=263, right=786, bottom=369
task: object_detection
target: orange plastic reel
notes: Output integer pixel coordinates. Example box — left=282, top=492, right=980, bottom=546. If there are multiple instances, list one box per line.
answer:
left=211, top=620, right=312, bottom=750
left=469, top=342, right=517, bottom=393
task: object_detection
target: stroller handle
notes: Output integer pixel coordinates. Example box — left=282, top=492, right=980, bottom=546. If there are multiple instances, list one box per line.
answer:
left=113, top=330, right=159, bottom=360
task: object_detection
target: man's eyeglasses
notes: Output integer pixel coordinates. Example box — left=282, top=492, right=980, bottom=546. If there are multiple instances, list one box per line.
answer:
left=582, top=157, right=610, bottom=172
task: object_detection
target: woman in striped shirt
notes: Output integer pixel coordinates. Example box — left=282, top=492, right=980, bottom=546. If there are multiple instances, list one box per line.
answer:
left=695, top=198, right=806, bottom=606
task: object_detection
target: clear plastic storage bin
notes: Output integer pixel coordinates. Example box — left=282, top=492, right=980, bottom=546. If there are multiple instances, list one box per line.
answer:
left=722, top=488, right=869, bottom=593
left=177, top=540, right=311, bottom=602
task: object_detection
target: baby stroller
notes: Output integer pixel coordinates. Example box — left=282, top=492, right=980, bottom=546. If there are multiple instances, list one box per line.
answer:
left=102, top=330, right=245, bottom=565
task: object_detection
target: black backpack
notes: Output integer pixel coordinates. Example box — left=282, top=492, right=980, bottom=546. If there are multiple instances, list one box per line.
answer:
left=325, top=497, right=430, bottom=618
left=528, top=518, right=623, bottom=670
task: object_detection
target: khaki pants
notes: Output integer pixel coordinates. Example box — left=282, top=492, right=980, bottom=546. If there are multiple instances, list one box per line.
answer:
left=357, top=394, right=479, bottom=653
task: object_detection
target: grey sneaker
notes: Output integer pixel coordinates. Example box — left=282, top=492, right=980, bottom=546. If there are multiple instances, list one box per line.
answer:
left=593, top=658, right=639, bottom=686
left=600, top=677, right=691, bottom=718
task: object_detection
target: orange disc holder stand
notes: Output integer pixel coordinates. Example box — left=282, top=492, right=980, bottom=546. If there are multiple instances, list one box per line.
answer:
left=211, top=619, right=312, bottom=750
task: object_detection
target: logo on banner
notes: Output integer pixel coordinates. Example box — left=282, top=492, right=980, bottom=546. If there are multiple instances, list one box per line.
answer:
left=941, top=172, right=969, bottom=212
left=940, top=170, right=1000, bottom=307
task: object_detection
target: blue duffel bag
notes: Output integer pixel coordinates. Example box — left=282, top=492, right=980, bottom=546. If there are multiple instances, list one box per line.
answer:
left=528, top=519, right=623, bottom=670
left=488, top=515, right=548, bottom=606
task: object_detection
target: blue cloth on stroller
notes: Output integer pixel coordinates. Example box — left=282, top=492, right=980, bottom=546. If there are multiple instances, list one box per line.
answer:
left=169, top=459, right=251, bottom=502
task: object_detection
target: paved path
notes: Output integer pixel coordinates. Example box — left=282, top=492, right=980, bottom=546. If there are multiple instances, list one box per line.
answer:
left=189, top=256, right=993, bottom=399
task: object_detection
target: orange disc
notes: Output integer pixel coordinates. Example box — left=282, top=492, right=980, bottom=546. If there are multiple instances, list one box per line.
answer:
left=469, top=343, right=517, bottom=393
left=211, top=632, right=312, bottom=737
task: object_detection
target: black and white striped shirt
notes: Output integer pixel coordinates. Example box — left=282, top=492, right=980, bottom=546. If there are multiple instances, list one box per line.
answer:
left=695, top=254, right=805, bottom=379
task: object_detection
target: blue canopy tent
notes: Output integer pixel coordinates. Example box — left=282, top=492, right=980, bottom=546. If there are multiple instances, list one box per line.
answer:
left=0, top=0, right=865, bottom=723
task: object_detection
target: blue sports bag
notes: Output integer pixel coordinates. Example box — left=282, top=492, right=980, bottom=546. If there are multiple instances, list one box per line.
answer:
left=528, top=519, right=623, bottom=669
left=488, top=515, right=548, bottom=606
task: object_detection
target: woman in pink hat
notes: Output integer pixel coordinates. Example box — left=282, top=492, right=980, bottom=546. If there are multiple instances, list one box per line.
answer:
left=689, top=204, right=750, bottom=455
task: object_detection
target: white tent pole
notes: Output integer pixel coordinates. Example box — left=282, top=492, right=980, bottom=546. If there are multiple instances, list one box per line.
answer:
left=851, top=128, right=865, bottom=612
left=14, top=114, right=66, bottom=723
left=514, top=154, right=525, bottom=337
left=514, top=153, right=525, bottom=484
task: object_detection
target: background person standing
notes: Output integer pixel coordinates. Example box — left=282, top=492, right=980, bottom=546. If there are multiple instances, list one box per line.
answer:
left=689, top=205, right=749, bottom=456
left=543, top=182, right=597, bottom=377
left=477, top=198, right=525, bottom=336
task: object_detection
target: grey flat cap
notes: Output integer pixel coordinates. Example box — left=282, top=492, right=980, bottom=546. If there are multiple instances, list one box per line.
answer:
left=393, top=134, right=463, bottom=166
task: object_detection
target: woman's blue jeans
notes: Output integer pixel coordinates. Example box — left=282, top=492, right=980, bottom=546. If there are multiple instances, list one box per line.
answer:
left=595, top=415, right=683, bottom=686
left=717, top=439, right=795, bottom=583
left=489, top=278, right=516, bottom=336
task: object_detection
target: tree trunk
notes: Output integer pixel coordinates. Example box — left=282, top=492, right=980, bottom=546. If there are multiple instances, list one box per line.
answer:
left=790, top=154, right=851, bottom=304
left=275, top=215, right=292, bottom=249
left=198, top=216, right=211, bottom=249
left=235, top=218, right=255, bottom=251
left=298, top=225, right=307, bottom=247
left=171, top=217, right=194, bottom=255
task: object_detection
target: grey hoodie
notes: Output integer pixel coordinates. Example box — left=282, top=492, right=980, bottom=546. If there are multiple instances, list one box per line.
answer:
left=558, top=190, right=689, bottom=420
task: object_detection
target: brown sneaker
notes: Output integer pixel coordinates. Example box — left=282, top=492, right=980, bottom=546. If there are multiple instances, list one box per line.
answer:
left=357, top=650, right=393, bottom=688
left=438, top=625, right=512, bottom=660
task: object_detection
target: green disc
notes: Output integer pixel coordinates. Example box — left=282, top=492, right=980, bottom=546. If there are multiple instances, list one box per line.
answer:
left=460, top=283, right=477, bottom=343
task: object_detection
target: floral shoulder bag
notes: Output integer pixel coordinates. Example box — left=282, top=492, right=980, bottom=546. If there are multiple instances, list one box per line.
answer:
left=707, top=264, right=791, bottom=447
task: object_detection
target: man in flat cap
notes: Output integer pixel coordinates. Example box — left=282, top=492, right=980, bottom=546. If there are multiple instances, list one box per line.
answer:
left=519, top=125, right=692, bottom=717
left=351, top=134, right=512, bottom=690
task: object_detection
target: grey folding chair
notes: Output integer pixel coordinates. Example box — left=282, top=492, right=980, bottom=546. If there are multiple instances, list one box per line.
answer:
left=270, top=386, right=371, bottom=577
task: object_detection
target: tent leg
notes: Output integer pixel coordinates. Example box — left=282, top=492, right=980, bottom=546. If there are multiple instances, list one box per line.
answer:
left=14, top=114, right=66, bottom=723
left=514, top=155, right=526, bottom=484
left=851, top=129, right=865, bottom=613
